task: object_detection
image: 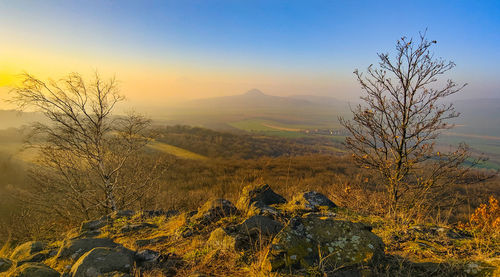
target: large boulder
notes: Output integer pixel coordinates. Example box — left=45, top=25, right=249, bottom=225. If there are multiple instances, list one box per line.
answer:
left=10, top=241, right=47, bottom=261
left=237, top=184, right=286, bottom=216
left=56, top=238, right=119, bottom=260
left=237, top=184, right=286, bottom=209
left=9, top=262, right=60, bottom=277
left=70, top=247, right=134, bottom=277
left=207, top=215, right=284, bottom=251
left=287, top=191, right=337, bottom=212
left=266, top=213, right=384, bottom=272
left=0, top=257, right=13, bottom=272
left=191, top=199, right=238, bottom=225
left=238, top=215, right=283, bottom=236
left=16, top=250, right=55, bottom=266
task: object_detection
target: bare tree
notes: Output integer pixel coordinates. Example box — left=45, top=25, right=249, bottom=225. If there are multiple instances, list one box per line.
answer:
left=340, top=32, right=486, bottom=220
left=10, top=72, right=159, bottom=219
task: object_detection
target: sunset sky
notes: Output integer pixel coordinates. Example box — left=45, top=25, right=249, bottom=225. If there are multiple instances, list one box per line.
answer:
left=1, top=0, right=499, bottom=109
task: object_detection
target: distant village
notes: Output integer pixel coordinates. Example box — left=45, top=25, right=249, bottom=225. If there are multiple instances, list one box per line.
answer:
left=303, top=128, right=348, bottom=136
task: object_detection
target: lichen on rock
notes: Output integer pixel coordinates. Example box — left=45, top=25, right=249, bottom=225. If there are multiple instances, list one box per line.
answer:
left=266, top=213, right=384, bottom=272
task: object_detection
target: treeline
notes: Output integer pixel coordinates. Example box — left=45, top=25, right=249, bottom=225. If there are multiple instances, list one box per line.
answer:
left=156, top=125, right=341, bottom=159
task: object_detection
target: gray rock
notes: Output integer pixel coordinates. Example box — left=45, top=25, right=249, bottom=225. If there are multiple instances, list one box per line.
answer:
left=70, top=247, right=134, bottom=277
left=192, top=199, right=238, bottom=225
left=56, top=238, right=119, bottom=260
left=142, top=210, right=179, bottom=219
left=80, top=219, right=107, bottom=233
left=237, top=184, right=286, bottom=210
left=267, top=213, right=384, bottom=273
left=289, top=191, right=337, bottom=212
left=0, top=257, right=13, bottom=272
left=111, top=210, right=135, bottom=219
left=17, top=250, right=52, bottom=266
left=10, top=241, right=47, bottom=261
left=9, top=262, right=60, bottom=277
left=238, top=215, right=283, bottom=236
left=135, top=249, right=160, bottom=263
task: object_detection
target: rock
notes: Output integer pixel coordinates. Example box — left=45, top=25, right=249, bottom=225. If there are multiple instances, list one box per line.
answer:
left=10, top=241, right=47, bottom=261
left=56, top=238, right=119, bottom=260
left=192, top=199, right=238, bottom=225
left=289, top=191, right=337, bottom=212
left=134, top=249, right=160, bottom=262
left=238, top=215, right=283, bottom=236
left=134, top=236, right=170, bottom=247
left=111, top=210, right=135, bottom=219
left=0, top=257, right=13, bottom=272
left=142, top=210, right=179, bottom=219
left=266, top=213, right=384, bottom=272
left=70, top=247, right=134, bottom=277
left=9, top=262, right=59, bottom=277
left=237, top=184, right=286, bottom=211
left=119, top=223, right=158, bottom=233
left=80, top=219, right=107, bottom=233
left=17, top=250, right=53, bottom=266
left=207, top=228, right=241, bottom=251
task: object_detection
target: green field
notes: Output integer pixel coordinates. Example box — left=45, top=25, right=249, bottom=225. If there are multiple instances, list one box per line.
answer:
left=228, top=118, right=329, bottom=138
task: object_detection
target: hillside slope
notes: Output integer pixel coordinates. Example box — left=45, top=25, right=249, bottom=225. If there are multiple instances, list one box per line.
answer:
left=1, top=184, right=497, bottom=276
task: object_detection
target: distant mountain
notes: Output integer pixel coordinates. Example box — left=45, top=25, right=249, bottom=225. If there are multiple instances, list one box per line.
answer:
left=244, top=88, right=266, bottom=97
left=155, top=89, right=351, bottom=128
left=183, top=89, right=315, bottom=110
left=0, top=110, right=45, bottom=130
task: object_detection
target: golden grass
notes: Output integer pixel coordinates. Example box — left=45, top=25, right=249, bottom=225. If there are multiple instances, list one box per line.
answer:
left=147, top=141, right=207, bottom=160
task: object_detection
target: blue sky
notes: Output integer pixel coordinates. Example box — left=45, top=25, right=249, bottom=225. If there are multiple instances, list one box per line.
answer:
left=0, top=0, right=499, bottom=104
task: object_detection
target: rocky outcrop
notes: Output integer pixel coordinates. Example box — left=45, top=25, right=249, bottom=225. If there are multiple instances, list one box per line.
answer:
left=207, top=215, right=284, bottom=252
left=9, top=241, right=47, bottom=261
left=70, top=247, right=134, bottom=277
left=9, top=262, right=60, bottom=277
left=237, top=184, right=286, bottom=217
left=56, top=238, right=119, bottom=260
left=191, top=199, right=238, bottom=225
left=238, top=215, right=283, bottom=236
left=7, top=184, right=491, bottom=276
left=287, top=191, right=337, bottom=212
left=266, top=213, right=384, bottom=272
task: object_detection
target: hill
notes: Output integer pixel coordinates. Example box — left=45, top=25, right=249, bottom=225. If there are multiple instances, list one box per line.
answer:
left=154, top=89, right=351, bottom=130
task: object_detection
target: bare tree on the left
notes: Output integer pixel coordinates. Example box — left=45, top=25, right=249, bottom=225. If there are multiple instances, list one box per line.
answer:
left=10, top=72, right=160, bottom=224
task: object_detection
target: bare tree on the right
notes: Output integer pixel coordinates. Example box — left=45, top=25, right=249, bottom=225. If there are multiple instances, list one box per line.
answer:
left=340, top=32, right=490, bottom=221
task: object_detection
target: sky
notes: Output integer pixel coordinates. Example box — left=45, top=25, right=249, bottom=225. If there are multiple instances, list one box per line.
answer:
left=0, top=0, right=499, bottom=109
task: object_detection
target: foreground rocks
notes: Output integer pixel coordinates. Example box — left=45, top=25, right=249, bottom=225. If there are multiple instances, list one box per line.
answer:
left=9, top=263, right=60, bottom=277
left=9, top=241, right=47, bottom=262
left=237, top=184, right=287, bottom=217
left=1, top=184, right=493, bottom=276
left=56, top=238, right=119, bottom=261
left=70, top=247, right=134, bottom=277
